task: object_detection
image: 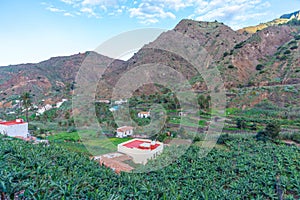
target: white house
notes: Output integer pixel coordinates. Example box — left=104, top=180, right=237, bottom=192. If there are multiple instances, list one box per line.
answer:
left=138, top=111, right=151, bottom=118
left=116, top=126, right=134, bottom=138
left=118, top=139, right=163, bottom=164
left=36, top=104, right=53, bottom=115
left=97, top=100, right=110, bottom=104
left=0, top=119, right=28, bottom=138
left=115, top=99, right=127, bottom=105
left=56, top=99, right=68, bottom=108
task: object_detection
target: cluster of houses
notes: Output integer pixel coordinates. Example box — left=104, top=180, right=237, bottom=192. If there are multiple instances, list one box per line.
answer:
left=112, top=109, right=163, bottom=165
left=36, top=99, right=68, bottom=116
left=6, top=99, right=68, bottom=116
left=115, top=111, right=151, bottom=138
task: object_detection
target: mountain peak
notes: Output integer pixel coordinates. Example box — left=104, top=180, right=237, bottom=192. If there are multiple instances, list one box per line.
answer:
left=280, top=10, right=300, bottom=20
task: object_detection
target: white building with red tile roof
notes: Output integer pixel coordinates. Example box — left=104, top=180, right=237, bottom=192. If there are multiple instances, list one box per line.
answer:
left=138, top=111, right=150, bottom=118
left=118, top=139, right=163, bottom=164
left=116, top=126, right=134, bottom=138
left=0, top=119, right=28, bottom=138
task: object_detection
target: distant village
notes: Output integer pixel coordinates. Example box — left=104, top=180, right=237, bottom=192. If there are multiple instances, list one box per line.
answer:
left=0, top=97, right=164, bottom=172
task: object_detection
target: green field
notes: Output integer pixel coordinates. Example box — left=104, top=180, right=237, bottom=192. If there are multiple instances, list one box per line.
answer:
left=47, top=131, right=132, bottom=155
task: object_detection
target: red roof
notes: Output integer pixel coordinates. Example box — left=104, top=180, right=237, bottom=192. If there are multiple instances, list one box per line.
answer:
left=139, top=111, right=150, bottom=114
left=0, top=120, right=26, bottom=126
left=117, top=126, right=134, bottom=132
left=123, top=140, right=160, bottom=150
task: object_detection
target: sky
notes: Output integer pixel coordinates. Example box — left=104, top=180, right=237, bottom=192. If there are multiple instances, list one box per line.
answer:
left=0, top=0, right=299, bottom=66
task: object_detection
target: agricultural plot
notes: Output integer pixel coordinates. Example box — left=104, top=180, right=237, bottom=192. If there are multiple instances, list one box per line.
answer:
left=1, top=135, right=299, bottom=199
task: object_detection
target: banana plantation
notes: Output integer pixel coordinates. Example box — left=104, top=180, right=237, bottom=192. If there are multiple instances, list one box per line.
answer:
left=0, top=135, right=299, bottom=199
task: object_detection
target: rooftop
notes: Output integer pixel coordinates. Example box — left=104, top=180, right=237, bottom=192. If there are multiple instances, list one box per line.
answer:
left=117, top=126, right=134, bottom=132
left=122, top=139, right=161, bottom=150
left=0, top=119, right=26, bottom=126
left=139, top=111, right=150, bottom=114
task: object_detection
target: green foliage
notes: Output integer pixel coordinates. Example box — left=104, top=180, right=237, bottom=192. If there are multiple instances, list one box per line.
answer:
left=287, top=19, right=300, bottom=26
left=236, top=118, right=247, bottom=129
left=294, top=35, right=300, bottom=40
left=216, top=133, right=234, bottom=144
left=234, top=41, right=245, bottom=49
left=198, top=95, right=210, bottom=110
left=20, top=92, right=32, bottom=122
left=0, top=136, right=299, bottom=199
left=291, top=133, right=300, bottom=143
left=256, top=122, right=281, bottom=141
left=256, top=64, right=264, bottom=70
left=67, top=126, right=77, bottom=133
left=47, top=132, right=80, bottom=142
left=279, top=132, right=300, bottom=143
left=265, top=122, right=281, bottom=138
left=290, top=45, right=298, bottom=50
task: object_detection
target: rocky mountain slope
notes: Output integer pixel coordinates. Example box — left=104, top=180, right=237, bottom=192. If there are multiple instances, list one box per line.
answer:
left=0, top=52, right=122, bottom=107
left=0, top=11, right=300, bottom=110
left=100, top=18, right=300, bottom=108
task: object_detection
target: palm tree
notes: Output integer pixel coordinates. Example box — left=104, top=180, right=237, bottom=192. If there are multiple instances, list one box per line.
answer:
left=20, top=92, right=32, bottom=122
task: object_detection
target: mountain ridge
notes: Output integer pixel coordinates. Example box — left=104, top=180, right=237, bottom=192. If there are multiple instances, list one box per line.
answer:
left=0, top=11, right=300, bottom=111
left=238, top=10, right=300, bottom=34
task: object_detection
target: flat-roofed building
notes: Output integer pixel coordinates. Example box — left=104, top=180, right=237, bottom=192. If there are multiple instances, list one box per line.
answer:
left=118, top=139, right=163, bottom=164
left=0, top=119, right=28, bottom=138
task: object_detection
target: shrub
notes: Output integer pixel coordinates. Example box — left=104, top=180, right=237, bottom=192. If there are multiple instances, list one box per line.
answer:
left=193, top=135, right=203, bottom=143
left=288, top=40, right=297, bottom=45
left=256, top=122, right=281, bottom=141
left=234, top=42, right=244, bottom=49
left=223, top=52, right=229, bottom=57
left=250, top=123, right=257, bottom=131
left=287, top=19, right=300, bottom=26
left=67, top=126, right=77, bottom=133
left=256, top=64, right=264, bottom=70
left=284, top=50, right=291, bottom=55
left=236, top=118, right=247, bottom=129
left=217, top=134, right=233, bottom=144
left=290, top=45, right=298, bottom=50
left=228, top=65, right=235, bottom=69
left=295, top=35, right=300, bottom=40
left=291, top=133, right=300, bottom=143
left=279, top=55, right=288, bottom=61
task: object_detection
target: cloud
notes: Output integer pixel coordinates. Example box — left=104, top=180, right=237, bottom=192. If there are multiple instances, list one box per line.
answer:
left=46, top=6, right=65, bottom=13
left=47, top=0, right=272, bottom=26
left=80, top=7, right=100, bottom=18
left=64, top=12, right=75, bottom=17
left=60, top=0, right=80, bottom=4
left=45, top=4, right=77, bottom=17
left=192, top=0, right=271, bottom=29
left=129, top=2, right=176, bottom=24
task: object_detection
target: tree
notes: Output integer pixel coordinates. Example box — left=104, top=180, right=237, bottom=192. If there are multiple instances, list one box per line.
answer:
left=236, top=118, right=247, bottom=129
left=20, top=92, right=32, bottom=122
left=256, top=122, right=281, bottom=141
left=264, top=122, right=281, bottom=138
left=198, top=95, right=210, bottom=111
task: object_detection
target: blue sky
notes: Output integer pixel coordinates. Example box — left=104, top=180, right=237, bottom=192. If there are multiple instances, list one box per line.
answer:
left=0, top=0, right=299, bottom=66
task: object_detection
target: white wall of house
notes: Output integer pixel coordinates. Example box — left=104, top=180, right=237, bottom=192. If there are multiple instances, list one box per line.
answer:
left=116, top=129, right=133, bottom=138
left=138, top=112, right=150, bottom=118
left=118, top=139, right=163, bottom=164
left=0, top=123, right=28, bottom=138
